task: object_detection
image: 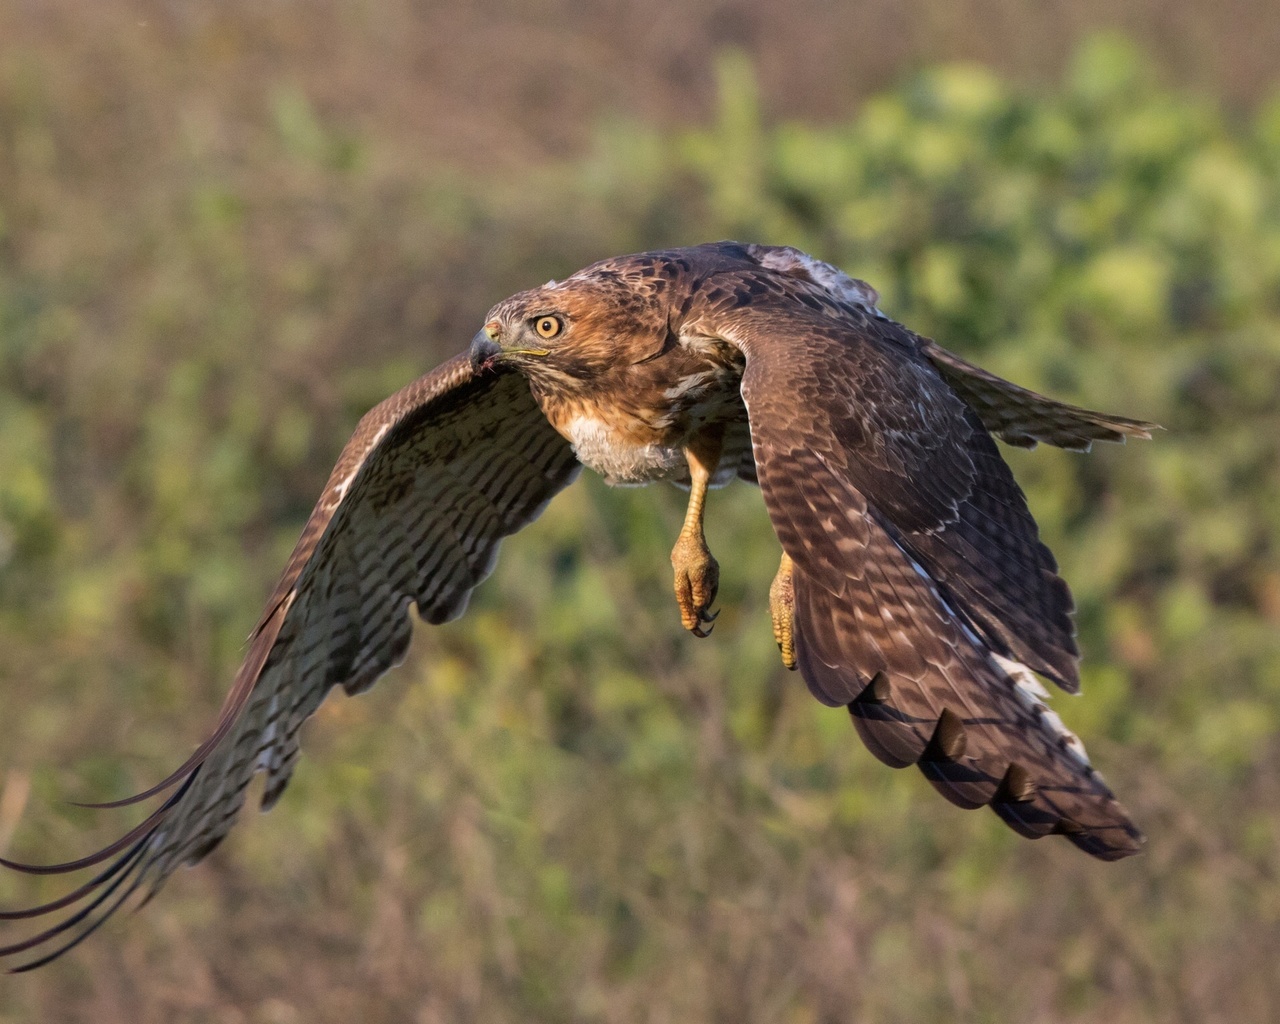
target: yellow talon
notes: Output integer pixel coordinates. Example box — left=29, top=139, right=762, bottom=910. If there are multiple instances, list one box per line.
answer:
left=671, top=426, right=723, bottom=637
left=769, top=552, right=797, bottom=670
left=672, top=531, right=720, bottom=636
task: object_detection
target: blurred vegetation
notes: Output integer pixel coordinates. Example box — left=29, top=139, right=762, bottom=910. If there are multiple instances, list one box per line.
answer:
left=2, top=24, right=1280, bottom=1024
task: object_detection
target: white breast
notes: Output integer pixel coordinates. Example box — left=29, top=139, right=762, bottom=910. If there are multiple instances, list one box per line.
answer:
left=564, top=415, right=684, bottom=486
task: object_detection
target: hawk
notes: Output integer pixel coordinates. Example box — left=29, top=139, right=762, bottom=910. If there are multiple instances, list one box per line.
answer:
left=0, top=242, right=1156, bottom=969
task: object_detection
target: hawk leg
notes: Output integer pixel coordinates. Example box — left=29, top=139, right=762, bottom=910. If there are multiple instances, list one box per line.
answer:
left=769, top=552, right=798, bottom=670
left=672, top=427, right=723, bottom=637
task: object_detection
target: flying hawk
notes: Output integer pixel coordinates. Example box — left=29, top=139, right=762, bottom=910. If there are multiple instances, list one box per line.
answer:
left=0, top=242, right=1156, bottom=969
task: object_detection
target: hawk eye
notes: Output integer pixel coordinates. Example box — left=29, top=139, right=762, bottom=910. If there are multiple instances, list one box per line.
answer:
left=533, top=315, right=563, bottom=340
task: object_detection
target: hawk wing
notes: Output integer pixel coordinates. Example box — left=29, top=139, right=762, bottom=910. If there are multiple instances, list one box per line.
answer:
left=702, top=293, right=1144, bottom=860
left=0, top=354, right=579, bottom=970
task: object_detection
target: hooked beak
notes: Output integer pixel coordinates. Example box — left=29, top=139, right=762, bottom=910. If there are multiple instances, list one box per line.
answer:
left=469, top=330, right=503, bottom=373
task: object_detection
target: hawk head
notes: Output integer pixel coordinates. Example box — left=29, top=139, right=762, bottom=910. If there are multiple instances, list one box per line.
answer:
left=468, top=263, right=673, bottom=390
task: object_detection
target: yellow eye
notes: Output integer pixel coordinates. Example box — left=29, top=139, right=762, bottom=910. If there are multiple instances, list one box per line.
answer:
left=534, top=315, right=562, bottom=340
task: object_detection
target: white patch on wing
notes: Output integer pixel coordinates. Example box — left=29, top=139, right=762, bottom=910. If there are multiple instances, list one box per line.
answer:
left=995, top=653, right=1092, bottom=768
left=993, top=652, right=1049, bottom=699
left=885, top=533, right=984, bottom=647
left=882, top=528, right=1094, bottom=770
left=749, top=244, right=881, bottom=310
left=333, top=421, right=393, bottom=502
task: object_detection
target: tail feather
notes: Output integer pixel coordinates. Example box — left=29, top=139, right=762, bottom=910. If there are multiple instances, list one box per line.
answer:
left=924, top=342, right=1159, bottom=451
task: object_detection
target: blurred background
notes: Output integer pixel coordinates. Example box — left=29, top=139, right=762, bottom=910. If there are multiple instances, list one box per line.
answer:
left=2, top=1, right=1279, bottom=1021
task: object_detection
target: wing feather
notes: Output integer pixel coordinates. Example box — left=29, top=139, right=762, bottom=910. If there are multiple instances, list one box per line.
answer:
left=1, top=354, right=579, bottom=969
left=702, top=293, right=1143, bottom=860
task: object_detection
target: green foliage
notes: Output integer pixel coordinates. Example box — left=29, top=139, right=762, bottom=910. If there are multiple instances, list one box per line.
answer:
left=2, top=32, right=1280, bottom=1024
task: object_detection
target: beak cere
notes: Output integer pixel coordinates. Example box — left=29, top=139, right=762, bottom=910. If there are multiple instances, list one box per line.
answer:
left=469, top=331, right=503, bottom=372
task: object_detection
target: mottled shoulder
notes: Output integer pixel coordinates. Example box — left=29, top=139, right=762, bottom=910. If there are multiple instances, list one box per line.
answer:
left=741, top=244, right=882, bottom=312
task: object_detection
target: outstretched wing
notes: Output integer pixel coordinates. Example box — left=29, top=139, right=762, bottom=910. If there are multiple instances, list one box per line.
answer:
left=0, top=354, right=579, bottom=970
left=701, top=291, right=1144, bottom=860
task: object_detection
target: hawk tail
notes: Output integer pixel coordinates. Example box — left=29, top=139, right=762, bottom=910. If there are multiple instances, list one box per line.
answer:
left=924, top=342, right=1159, bottom=451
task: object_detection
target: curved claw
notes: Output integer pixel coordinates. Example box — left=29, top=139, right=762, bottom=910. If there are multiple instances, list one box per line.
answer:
left=691, top=611, right=718, bottom=638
